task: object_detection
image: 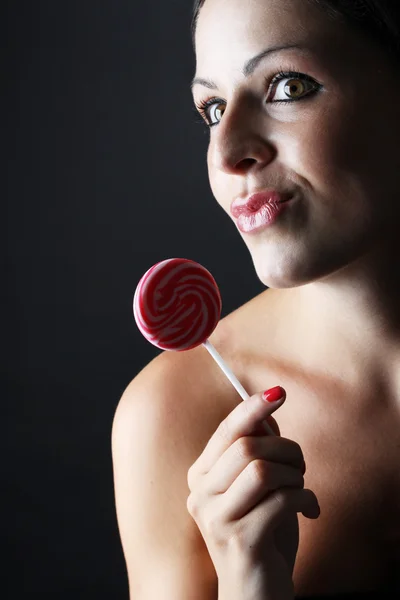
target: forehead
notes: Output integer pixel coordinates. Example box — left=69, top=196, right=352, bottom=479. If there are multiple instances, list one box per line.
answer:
left=194, top=0, right=339, bottom=77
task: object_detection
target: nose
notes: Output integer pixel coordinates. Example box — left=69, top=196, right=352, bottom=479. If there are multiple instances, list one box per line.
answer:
left=209, top=106, right=275, bottom=175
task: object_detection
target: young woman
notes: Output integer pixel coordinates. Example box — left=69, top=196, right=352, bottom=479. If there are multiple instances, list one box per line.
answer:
left=112, top=1, right=400, bottom=598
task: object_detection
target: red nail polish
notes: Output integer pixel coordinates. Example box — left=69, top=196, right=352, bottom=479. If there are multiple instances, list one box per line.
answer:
left=262, top=386, right=285, bottom=403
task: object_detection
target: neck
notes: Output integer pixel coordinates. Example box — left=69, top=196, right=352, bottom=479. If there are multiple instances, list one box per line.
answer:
left=284, top=241, right=400, bottom=381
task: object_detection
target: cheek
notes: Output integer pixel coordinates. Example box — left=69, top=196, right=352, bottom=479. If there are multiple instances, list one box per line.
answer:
left=289, top=100, right=379, bottom=216
left=301, top=91, right=399, bottom=209
left=206, top=145, right=228, bottom=210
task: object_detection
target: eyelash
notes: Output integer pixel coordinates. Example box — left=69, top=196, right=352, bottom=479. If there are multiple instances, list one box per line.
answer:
left=194, top=67, right=321, bottom=128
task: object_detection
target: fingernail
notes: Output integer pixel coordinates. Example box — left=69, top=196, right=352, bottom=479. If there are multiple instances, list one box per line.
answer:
left=262, top=386, right=286, bottom=403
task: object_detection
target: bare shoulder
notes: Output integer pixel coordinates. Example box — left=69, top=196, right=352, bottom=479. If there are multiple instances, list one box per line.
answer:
left=113, top=286, right=400, bottom=597
left=111, top=316, right=245, bottom=600
left=113, top=324, right=240, bottom=463
left=111, top=287, right=284, bottom=599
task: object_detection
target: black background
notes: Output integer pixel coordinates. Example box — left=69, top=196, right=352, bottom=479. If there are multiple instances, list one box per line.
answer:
left=6, top=1, right=264, bottom=598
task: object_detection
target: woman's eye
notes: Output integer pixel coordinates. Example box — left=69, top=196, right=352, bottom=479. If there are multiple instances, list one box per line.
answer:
left=195, top=73, right=319, bottom=127
left=205, top=101, right=225, bottom=125
left=270, top=75, right=318, bottom=103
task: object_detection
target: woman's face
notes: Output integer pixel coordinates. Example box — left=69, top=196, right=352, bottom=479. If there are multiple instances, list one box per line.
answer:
left=192, top=0, right=400, bottom=288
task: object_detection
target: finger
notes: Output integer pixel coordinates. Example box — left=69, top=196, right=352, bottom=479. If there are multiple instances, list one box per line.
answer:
left=206, top=436, right=305, bottom=495
left=251, top=488, right=321, bottom=530
left=253, top=415, right=280, bottom=437
left=221, top=460, right=304, bottom=520
left=266, top=414, right=280, bottom=436
left=190, top=387, right=286, bottom=478
left=226, top=488, right=320, bottom=552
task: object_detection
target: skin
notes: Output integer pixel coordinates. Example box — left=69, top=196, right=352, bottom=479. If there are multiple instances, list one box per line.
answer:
left=189, top=0, right=400, bottom=593
left=193, top=0, right=400, bottom=373
left=111, top=2, right=400, bottom=597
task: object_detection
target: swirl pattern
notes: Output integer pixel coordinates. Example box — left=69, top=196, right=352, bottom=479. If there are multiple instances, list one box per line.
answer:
left=133, top=258, right=222, bottom=351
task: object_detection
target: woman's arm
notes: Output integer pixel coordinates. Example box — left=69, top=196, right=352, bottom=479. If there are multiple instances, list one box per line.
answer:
left=111, top=352, right=219, bottom=600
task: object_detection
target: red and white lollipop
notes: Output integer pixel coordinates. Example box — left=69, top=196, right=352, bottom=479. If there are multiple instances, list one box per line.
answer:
left=133, top=258, right=274, bottom=435
left=133, top=258, right=221, bottom=351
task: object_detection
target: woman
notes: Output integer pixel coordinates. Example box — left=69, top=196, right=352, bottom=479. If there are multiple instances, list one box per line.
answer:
left=112, top=0, right=400, bottom=598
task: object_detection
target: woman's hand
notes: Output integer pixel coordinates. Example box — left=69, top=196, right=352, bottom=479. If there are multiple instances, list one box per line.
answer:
left=186, top=387, right=320, bottom=600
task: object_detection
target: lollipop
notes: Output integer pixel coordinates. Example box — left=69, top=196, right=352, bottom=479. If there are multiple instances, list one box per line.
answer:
left=133, top=258, right=221, bottom=352
left=133, top=258, right=274, bottom=435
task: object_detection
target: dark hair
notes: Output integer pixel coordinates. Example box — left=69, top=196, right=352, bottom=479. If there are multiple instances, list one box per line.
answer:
left=191, top=0, right=400, bottom=65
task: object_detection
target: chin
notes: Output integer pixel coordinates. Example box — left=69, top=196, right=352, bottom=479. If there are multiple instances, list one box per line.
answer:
left=255, top=270, right=309, bottom=290
left=252, top=257, right=307, bottom=289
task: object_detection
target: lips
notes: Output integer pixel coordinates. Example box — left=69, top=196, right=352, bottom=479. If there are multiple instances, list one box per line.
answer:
left=230, top=190, right=291, bottom=219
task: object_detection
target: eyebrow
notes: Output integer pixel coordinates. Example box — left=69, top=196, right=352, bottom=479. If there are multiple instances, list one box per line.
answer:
left=191, top=43, right=306, bottom=91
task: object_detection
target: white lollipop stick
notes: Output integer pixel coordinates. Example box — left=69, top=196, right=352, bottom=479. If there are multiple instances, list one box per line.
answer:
left=202, top=340, right=276, bottom=436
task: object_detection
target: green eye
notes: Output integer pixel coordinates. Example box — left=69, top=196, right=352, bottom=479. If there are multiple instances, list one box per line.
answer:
left=283, top=78, right=307, bottom=98
left=194, top=70, right=321, bottom=129
left=269, top=70, right=321, bottom=103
